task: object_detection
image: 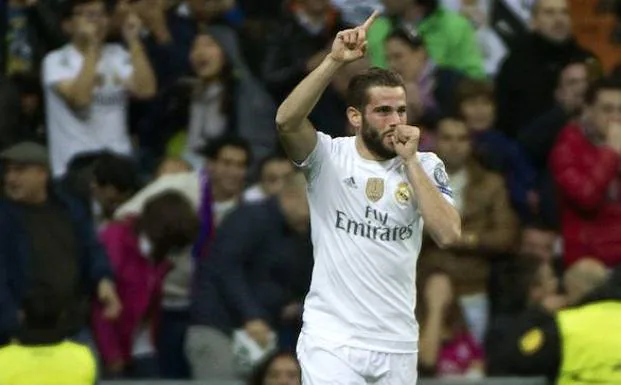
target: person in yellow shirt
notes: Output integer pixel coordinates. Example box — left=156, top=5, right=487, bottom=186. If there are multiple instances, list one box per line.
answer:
left=0, top=289, right=96, bottom=385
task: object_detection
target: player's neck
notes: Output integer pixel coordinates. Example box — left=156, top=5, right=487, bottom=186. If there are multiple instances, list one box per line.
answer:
left=355, top=136, right=392, bottom=162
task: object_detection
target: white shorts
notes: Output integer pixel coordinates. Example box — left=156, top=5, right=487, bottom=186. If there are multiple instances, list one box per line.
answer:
left=297, top=332, right=418, bottom=385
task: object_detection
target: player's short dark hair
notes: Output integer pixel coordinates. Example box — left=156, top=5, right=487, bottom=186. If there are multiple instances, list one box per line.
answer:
left=346, top=67, right=405, bottom=111
left=585, top=76, right=621, bottom=105
left=92, top=152, right=141, bottom=194
left=200, top=135, right=253, bottom=166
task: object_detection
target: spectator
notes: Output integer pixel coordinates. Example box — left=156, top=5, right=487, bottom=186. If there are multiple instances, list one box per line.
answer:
left=549, top=77, right=621, bottom=267
left=90, top=153, right=141, bottom=229
left=420, top=117, right=518, bottom=343
left=187, top=170, right=312, bottom=380
left=486, top=254, right=560, bottom=375
left=262, top=0, right=350, bottom=137
left=247, top=351, right=302, bottom=385
left=0, top=289, right=96, bottom=384
left=0, top=142, right=120, bottom=347
left=42, top=0, right=156, bottom=177
left=384, top=26, right=463, bottom=126
left=417, top=272, right=484, bottom=378
left=244, top=153, right=294, bottom=202
left=0, top=72, right=46, bottom=151
left=115, top=135, right=252, bottom=378
left=517, top=59, right=591, bottom=228
left=491, top=257, right=620, bottom=383
left=367, top=0, right=484, bottom=78
left=92, top=191, right=199, bottom=379
left=1, top=0, right=66, bottom=76
left=116, top=135, right=252, bottom=227
left=495, top=0, right=596, bottom=138
left=455, top=78, right=537, bottom=220
left=145, top=30, right=275, bottom=172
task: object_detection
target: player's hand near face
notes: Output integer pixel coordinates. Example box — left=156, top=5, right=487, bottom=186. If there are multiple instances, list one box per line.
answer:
left=392, top=125, right=421, bottom=162
left=329, top=10, right=379, bottom=63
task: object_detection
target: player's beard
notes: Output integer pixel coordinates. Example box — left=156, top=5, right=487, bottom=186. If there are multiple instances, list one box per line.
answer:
left=361, top=117, right=397, bottom=160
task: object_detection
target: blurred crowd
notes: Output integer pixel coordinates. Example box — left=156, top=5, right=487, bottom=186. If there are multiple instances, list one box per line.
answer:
left=1, top=0, right=621, bottom=383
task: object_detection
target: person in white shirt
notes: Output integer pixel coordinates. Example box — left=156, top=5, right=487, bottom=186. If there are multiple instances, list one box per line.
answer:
left=274, top=11, right=461, bottom=385
left=42, top=0, right=156, bottom=177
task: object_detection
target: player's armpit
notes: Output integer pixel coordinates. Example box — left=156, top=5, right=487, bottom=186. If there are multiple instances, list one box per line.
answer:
left=277, top=119, right=318, bottom=164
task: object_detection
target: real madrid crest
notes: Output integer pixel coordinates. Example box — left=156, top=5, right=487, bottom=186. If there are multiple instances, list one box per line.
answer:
left=434, top=165, right=449, bottom=187
left=365, top=177, right=384, bottom=202
left=395, top=182, right=411, bottom=205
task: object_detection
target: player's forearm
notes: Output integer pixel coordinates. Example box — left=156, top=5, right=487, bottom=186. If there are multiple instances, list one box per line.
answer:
left=275, top=55, right=343, bottom=132
left=405, top=159, right=460, bottom=248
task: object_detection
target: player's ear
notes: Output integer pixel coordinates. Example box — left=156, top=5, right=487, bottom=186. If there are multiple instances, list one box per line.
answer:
left=347, top=106, right=362, bottom=130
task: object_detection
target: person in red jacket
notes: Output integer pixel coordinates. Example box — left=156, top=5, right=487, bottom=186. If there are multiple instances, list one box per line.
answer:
left=549, top=76, right=621, bottom=267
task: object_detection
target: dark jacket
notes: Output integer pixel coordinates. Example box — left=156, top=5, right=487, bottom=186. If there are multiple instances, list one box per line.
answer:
left=0, top=189, right=113, bottom=344
left=495, top=34, right=595, bottom=138
left=191, top=198, right=313, bottom=334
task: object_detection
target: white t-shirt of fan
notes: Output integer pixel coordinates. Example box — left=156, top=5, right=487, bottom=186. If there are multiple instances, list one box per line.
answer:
left=43, top=43, right=134, bottom=177
left=298, top=132, right=454, bottom=353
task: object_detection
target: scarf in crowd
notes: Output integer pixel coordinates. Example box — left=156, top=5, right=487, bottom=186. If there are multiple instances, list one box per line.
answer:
left=418, top=59, right=438, bottom=112
left=192, top=168, right=215, bottom=260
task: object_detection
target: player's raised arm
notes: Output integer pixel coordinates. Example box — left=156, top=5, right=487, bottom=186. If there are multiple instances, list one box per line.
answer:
left=275, top=11, right=379, bottom=163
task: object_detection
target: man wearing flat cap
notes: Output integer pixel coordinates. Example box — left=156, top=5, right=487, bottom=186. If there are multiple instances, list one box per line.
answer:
left=0, top=141, right=120, bottom=347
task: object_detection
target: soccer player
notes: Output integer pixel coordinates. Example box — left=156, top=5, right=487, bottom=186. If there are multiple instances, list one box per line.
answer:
left=274, top=11, right=462, bottom=385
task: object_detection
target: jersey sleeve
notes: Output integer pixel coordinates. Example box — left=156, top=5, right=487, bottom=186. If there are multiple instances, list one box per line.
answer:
left=420, top=153, right=454, bottom=204
left=293, top=131, right=333, bottom=185
left=42, top=51, right=77, bottom=86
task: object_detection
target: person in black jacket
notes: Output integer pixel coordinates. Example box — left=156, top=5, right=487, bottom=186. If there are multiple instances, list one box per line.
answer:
left=186, top=170, right=312, bottom=381
left=495, top=0, right=597, bottom=138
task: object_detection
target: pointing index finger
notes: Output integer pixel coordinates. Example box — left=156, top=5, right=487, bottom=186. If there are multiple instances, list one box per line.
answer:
left=360, top=10, right=380, bottom=31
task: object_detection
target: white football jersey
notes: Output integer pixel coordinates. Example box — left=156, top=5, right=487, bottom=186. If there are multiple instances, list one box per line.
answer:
left=298, top=132, right=453, bottom=353
left=43, top=44, right=134, bottom=177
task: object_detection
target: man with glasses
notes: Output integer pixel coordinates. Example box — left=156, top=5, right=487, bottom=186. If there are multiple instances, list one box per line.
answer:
left=41, top=0, right=156, bottom=177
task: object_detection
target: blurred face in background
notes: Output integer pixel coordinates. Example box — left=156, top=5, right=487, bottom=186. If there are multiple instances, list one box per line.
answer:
left=460, top=96, right=495, bottom=132
left=555, top=63, right=589, bottom=109
left=586, top=89, right=621, bottom=139
left=208, top=145, right=248, bottom=200
left=531, top=0, right=571, bottom=43
left=264, top=355, right=301, bottom=385
left=299, top=0, right=330, bottom=16
left=382, top=0, right=411, bottom=16
left=190, top=34, right=225, bottom=81
left=260, top=159, right=294, bottom=197
left=4, top=162, right=48, bottom=204
left=385, top=37, right=426, bottom=83
left=434, top=119, right=472, bottom=172
left=70, top=0, right=110, bottom=43
left=520, top=227, right=557, bottom=263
